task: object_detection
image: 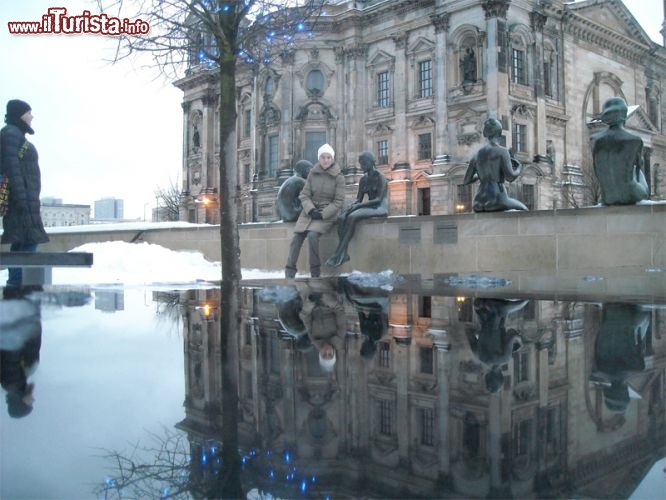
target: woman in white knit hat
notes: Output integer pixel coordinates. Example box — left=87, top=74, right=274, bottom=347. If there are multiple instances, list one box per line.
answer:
left=285, top=143, right=345, bottom=278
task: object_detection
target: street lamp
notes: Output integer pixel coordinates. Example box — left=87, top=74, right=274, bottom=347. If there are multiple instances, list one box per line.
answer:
left=194, top=189, right=220, bottom=223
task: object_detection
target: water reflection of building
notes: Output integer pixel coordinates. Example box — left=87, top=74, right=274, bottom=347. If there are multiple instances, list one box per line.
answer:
left=176, top=284, right=665, bottom=498
left=94, top=290, right=124, bottom=312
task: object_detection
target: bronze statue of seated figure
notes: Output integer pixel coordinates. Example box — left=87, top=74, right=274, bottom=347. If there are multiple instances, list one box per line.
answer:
left=326, top=152, right=388, bottom=268
left=592, top=97, right=649, bottom=205
left=464, top=118, right=528, bottom=212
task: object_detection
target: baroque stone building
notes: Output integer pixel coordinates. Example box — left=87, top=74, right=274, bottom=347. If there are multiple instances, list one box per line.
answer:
left=175, top=0, right=666, bottom=224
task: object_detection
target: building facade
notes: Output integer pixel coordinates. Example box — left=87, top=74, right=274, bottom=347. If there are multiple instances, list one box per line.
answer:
left=40, top=198, right=91, bottom=227
left=175, top=0, right=666, bottom=224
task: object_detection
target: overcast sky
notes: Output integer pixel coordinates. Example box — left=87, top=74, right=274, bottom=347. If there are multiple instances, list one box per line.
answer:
left=1, top=0, right=663, bottom=219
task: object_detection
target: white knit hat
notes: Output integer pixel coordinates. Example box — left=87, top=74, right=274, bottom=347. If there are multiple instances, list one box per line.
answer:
left=317, top=143, right=335, bottom=160
left=319, top=351, right=337, bottom=372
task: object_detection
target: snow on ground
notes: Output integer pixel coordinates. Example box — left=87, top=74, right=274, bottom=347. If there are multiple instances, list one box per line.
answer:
left=0, top=240, right=283, bottom=287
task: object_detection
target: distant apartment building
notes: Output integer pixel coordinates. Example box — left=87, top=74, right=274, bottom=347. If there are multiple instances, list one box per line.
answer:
left=94, top=197, right=124, bottom=220
left=41, top=198, right=91, bottom=227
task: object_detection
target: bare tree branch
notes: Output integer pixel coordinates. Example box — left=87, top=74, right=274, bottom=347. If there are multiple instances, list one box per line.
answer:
left=155, top=178, right=182, bottom=221
left=561, top=165, right=601, bottom=208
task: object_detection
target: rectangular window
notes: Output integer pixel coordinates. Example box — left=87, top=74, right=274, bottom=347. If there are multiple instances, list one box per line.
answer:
left=512, top=48, right=526, bottom=85
left=244, top=109, right=251, bottom=138
left=513, top=350, right=529, bottom=383
left=545, top=406, right=559, bottom=454
left=267, top=135, right=279, bottom=177
left=244, top=371, right=253, bottom=400
left=269, top=333, right=280, bottom=374
left=418, top=188, right=431, bottom=216
left=377, top=139, right=389, bottom=165
left=420, top=408, right=435, bottom=446
left=305, top=131, right=327, bottom=165
left=521, top=184, right=535, bottom=210
left=418, top=59, right=432, bottom=98
left=418, top=133, right=432, bottom=160
left=379, top=399, right=393, bottom=436
left=456, top=184, right=472, bottom=212
left=419, top=346, right=433, bottom=374
left=377, top=71, right=390, bottom=108
left=513, top=419, right=532, bottom=457
left=512, top=123, right=527, bottom=153
left=244, top=164, right=251, bottom=185
left=244, top=323, right=253, bottom=346
left=378, top=342, right=390, bottom=368
left=419, top=296, right=432, bottom=318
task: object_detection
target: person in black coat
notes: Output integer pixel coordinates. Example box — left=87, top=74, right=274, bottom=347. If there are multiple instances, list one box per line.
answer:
left=1, top=99, right=49, bottom=286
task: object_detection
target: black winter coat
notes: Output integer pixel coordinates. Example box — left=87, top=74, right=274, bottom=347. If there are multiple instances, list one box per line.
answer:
left=0, top=124, right=49, bottom=245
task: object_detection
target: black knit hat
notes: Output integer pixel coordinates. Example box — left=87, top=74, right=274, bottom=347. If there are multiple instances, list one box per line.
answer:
left=5, top=99, right=32, bottom=124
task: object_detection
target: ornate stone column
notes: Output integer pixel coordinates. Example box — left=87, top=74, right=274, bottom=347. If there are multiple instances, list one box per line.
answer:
left=392, top=32, right=409, bottom=158
left=532, top=10, right=549, bottom=158
left=429, top=329, right=452, bottom=481
left=431, top=13, right=450, bottom=159
left=482, top=0, right=511, bottom=118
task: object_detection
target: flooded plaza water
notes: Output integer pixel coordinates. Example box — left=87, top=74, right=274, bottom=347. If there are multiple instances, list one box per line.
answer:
left=1, top=275, right=664, bottom=499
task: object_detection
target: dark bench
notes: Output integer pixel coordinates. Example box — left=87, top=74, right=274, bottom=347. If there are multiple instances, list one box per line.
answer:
left=0, top=252, right=93, bottom=285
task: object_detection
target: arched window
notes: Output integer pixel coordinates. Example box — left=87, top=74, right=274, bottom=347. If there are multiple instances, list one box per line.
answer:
left=509, top=27, right=534, bottom=87
left=264, top=76, right=274, bottom=97
left=511, top=41, right=527, bottom=85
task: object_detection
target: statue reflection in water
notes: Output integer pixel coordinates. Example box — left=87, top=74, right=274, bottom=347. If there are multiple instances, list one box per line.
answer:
left=466, top=298, right=528, bottom=392
left=342, top=279, right=389, bottom=359
left=1, top=286, right=42, bottom=418
left=592, top=303, right=650, bottom=413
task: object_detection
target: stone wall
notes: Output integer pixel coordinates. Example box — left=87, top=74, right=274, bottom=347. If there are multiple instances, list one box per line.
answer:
left=31, top=205, right=664, bottom=279
left=240, top=204, right=666, bottom=277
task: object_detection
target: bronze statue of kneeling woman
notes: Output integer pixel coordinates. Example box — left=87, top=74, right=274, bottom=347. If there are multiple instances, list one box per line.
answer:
left=464, top=118, right=528, bottom=212
left=326, top=152, right=388, bottom=268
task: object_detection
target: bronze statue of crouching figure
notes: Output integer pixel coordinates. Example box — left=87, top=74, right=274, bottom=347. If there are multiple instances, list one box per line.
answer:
left=464, top=118, right=528, bottom=212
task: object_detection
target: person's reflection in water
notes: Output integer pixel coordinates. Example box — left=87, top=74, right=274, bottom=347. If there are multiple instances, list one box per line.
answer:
left=592, top=303, right=650, bottom=413
left=1, top=286, right=42, bottom=418
left=466, top=298, right=528, bottom=393
left=297, top=279, right=346, bottom=374
left=342, top=279, right=389, bottom=360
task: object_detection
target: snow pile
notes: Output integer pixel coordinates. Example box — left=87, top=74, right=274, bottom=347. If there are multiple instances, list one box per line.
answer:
left=0, top=241, right=223, bottom=287
left=346, top=270, right=402, bottom=291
